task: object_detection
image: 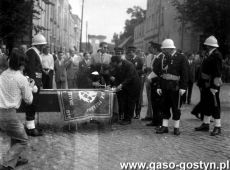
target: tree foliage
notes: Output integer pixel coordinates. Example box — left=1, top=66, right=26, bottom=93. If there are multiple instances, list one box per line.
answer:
left=172, top=0, right=230, bottom=54
left=0, top=0, right=53, bottom=51
left=112, top=6, right=146, bottom=47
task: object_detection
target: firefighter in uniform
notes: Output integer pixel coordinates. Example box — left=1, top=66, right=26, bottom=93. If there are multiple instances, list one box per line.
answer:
left=195, top=36, right=223, bottom=136
left=24, top=33, right=47, bottom=136
left=155, top=39, right=188, bottom=135
left=146, top=42, right=164, bottom=127
left=126, top=46, right=144, bottom=119
left=110, top=55, right=141, bottom=125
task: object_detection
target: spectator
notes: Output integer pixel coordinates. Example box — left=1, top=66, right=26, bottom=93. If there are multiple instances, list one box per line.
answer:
left=54, top=51, right=68, bottom=89
left=66, top=49, right=79, bottom=89
left=0, top=50, right=34, bottom=170
left=223, top=54, right=230, bottom=83
left=19, top=44, right=28, bottom=54
left=41, top=45, right=54, bottom=89
left=77, top=52, right=92, bottom=88
left=0, top=48, right=8, bottom=74
left=186, top=54, right=196, bottom=104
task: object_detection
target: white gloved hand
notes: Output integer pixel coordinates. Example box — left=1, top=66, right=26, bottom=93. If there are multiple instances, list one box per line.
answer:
left=210, top=88, right=218, bottom=95
left=179, top=89, right=186, bottom=96
left=157, top=89, right=162, bottom=96
left=32, top=85, right=38, bottom=93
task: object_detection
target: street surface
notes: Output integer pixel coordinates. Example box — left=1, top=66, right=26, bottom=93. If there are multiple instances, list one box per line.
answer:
left=0, top=84, right=230, bottom=170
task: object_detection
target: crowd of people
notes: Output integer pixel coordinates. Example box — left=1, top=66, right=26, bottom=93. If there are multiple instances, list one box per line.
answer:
left=0, top=33, right=226, bottom=169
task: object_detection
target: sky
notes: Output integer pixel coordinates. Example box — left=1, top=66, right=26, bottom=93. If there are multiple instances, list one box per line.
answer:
left=69, top=0, right=147, bottom=43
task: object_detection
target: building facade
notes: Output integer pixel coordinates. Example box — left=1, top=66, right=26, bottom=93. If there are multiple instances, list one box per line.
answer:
left=134, top=22, right=145, bottom=50
left=134, top=0, right=200, bottom=53
left=32, top=0, right=81, bottom=52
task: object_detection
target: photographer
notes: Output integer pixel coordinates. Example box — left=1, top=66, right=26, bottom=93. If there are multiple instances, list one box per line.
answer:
left=0, top=50, right=35, bottom=170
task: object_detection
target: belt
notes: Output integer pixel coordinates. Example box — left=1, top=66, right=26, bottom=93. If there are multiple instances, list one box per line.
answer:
left=201, top=73, right=210, bottom=80
left=161, top=74, right=180, bottom=81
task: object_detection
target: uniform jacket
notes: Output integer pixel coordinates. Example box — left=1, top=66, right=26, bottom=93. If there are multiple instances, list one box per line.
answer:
left=114, top=60, right=141, bottom=98
left=154, top=51, right=189, bottom=90
left=25, top=47, right=43, bottom=87
left=129, top=55, right=144, bottom=77
left=198, top=49, right=223, bottom=89
left=54, top=59, right=68, bottom=82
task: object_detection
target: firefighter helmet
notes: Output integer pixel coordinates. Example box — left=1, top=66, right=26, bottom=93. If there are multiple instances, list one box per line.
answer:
left=204, top=36, right=219, bottom=47
left=161, top=39, right=176, bottom=49
left=32, top=33, right=47, bottom=46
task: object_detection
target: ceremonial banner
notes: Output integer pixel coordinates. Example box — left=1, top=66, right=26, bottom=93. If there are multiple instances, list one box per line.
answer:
left=58, top=90, right=113, bottom=121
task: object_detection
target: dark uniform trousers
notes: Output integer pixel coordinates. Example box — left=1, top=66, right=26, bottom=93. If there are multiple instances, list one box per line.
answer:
left=161, top=89, right=181, bottom=121
left=200, top=87, right=220, bottom=119
left=150, top=78, right=162, bottom=125
left=25, top=48, right=43, bottom=121
left=117, top=90, right=137, bottom=121
left=25, top=88, right=40, bottom=121
left=42, top=70, right=53, bottom=89
left=197, top=49, right=222, bottom=119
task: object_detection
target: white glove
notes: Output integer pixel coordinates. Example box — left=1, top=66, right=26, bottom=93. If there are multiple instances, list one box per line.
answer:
left=157, top=89, right=162, bottom=96
left=32, top=85, right=38, bottom=93
left=210, top=88, right=218, bottom=95
left=179, top=89, right=186, bottom=96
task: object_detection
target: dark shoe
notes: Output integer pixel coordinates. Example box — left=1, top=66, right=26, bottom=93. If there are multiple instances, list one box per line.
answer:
left=16, top=157, right=28, bottom=167
left=119, top=120, right=131, bottom=125
left=141, top=117, right=152, bottom=121
left=156, top=126, right=168, bottom=134
left=146, top=122, right=158, bottom=126
left=174, top=128, right=181, bottom=136
left=25, top=128, right=43, bottom=136
left=0, top=165, right=13, bottom=170
left=195, top=123, right=209, bottom=131
left=210, top=127, right=221, bottom=136
left=155, top=126, right=162, bottom=130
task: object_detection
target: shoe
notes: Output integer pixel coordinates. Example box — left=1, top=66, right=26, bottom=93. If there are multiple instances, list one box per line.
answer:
left=156, top=126, right=168, bottom=134
left=174, top=128, right=181, bottom=136
left=16, top=157, right=28, bottom=167
left=0, top=165, right=13, bottom=170
left=210, top=127, right=221, bottom=136
left=194, top=123, right=209, bottom=131
left=141, top=117, right=152, bottom=121
left=119, top=120, right=131, bottom=125
left=25, top=128, right=43, bottom=136
left=155, top=126, right=161, bottom=130
left=146, top=122, right=158, bottom=126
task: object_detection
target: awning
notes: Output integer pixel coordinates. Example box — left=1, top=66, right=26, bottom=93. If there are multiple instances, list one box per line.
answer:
left=118, top=36, right=132, bottom=48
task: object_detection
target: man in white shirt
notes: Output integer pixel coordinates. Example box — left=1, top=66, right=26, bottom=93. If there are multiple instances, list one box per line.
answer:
left=41, top=45, right=54, bottom=89
left=0, top=50, right=34, bottom=170
left=90, top=42, right=112, bottom=86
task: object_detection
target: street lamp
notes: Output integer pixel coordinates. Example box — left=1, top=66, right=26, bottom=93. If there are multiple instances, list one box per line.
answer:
left=79, top=0, right=85, bottom=52
left=74, top=24, right=77, bottom=51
